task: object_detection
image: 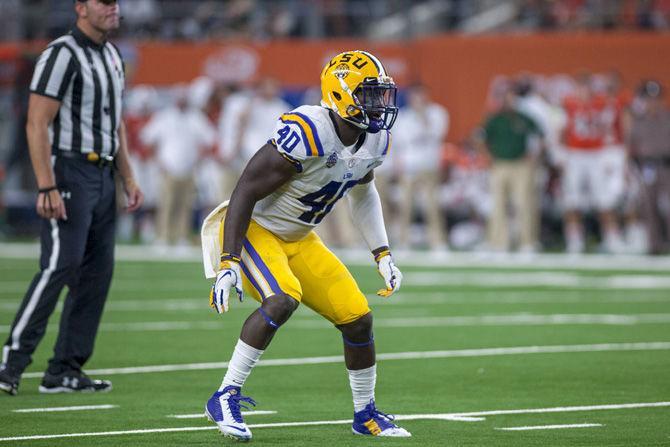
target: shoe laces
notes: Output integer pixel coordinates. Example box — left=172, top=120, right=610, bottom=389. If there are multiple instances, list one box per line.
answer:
left=366, top=401, right=397, bottom=428
left=226, top=390, right=256, bottom=423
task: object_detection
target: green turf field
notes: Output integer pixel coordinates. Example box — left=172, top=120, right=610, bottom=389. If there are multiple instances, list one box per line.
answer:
left=1, top=253, right=669, bottom=446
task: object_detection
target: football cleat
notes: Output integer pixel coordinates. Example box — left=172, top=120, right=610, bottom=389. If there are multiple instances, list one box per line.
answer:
left=205, top=385, right=256, bottom=442
left=352, top=400, right=411, bottom=437
left=38, top=369, right=112, bottom=394
left=0, top=364, right=20, bottom=396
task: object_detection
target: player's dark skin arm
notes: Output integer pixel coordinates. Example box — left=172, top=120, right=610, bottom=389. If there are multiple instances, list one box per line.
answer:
left=223, top=143, right=299, bottom=350
left=223, top=143, right=295, bottom=256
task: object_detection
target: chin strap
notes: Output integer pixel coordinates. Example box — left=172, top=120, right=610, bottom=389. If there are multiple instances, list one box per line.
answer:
left=366, top=119, right=383, bottom=134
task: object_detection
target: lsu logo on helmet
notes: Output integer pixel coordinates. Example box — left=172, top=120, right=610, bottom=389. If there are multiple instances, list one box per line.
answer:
left=320, top=50, right=398, bottom=134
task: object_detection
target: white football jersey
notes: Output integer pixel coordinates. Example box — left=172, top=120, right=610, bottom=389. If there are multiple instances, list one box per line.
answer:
left=251, top=105, right=392, bottom=241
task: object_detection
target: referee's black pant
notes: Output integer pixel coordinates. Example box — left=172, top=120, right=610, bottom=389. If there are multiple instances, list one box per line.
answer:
left=2, top=156, right=116, bottom=376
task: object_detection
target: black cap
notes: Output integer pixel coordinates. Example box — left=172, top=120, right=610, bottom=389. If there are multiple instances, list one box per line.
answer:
left=638, top=80, right=663, bottom=98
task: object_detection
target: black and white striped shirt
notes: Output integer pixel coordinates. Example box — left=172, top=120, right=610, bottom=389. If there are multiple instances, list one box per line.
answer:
left=29, top=26, right=125, bottom=158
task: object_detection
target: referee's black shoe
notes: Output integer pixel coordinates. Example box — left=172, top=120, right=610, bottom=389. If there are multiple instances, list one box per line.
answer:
left=39, top=369, right=112, bottom=394
left=0, top=364, right=20, bottom=396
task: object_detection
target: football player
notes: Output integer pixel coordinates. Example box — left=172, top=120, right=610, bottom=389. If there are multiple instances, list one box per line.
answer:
left=200, top=50, right=411, bottom=440
left=561, top=73, right=625, bottom=253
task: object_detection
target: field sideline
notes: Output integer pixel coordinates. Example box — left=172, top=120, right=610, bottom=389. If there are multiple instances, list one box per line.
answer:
left=0, top=246, right=669, bottom=446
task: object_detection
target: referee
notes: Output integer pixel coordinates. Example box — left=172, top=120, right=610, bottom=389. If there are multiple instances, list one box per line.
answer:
left=0, top=0, right=143, bottom=396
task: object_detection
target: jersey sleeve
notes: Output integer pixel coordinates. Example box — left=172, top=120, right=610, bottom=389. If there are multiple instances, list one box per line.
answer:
left=270, top=111, right=326, bottom=171
left=30, top=44, right=76, bottom=101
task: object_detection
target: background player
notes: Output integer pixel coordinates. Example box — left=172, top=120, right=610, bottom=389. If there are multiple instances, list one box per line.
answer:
left=200, top=50, right=411, bottom=441
left=561, top=73, right=624, bottom=253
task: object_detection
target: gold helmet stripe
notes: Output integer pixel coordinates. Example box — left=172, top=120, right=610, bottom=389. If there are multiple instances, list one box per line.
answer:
left=359, top=50, right=386, bottom=77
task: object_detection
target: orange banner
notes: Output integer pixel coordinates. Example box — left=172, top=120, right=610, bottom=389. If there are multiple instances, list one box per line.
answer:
left=3, top=33, right=668, bottom=139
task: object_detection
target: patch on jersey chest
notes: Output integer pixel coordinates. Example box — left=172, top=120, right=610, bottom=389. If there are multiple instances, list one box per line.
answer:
left=325, top=152, right=338, bottom=168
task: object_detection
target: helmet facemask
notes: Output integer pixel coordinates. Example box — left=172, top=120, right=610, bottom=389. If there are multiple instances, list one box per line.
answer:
left=345, top=77, right=398, bottom=133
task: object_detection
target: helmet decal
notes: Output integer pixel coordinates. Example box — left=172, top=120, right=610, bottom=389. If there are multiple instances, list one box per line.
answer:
left=334, top=64, right=350, bottom=79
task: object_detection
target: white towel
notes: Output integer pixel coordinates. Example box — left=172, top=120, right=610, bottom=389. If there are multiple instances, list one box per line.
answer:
left=200, top=200, right=229, bottom=278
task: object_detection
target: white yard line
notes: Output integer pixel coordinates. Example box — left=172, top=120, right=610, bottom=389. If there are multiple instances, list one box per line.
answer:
left=12, top=405, right=118, bottom=413
left=441, top=401, right=670, bottom=418
left=4, top=313, right=669, bottom=334
left=405, top=272, right=670, bottom=290
left=495, top=423, right=603, bottom=431
left=1, top=401, right=667, bottom=442
left=5, top=272, right=670, bottom=292
left=3, top=291, right=668, bottom=314
left=291, top=313, right=670, bottom=329
left=5, top=313, right=670, bottom=334
left=2, top=242, right=670, bottom=271
left=167, top=410, right=277, bottom=419
left=20, top=341, right=670, bottom=379
left=0, top=427, right=216, bottom=443
left=386, top=291, right=670, bottom=305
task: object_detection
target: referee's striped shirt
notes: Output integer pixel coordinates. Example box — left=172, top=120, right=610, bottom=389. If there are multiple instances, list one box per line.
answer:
left=29, top=26, right=125, bottom=158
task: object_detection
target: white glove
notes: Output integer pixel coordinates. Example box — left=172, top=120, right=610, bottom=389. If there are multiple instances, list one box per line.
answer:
left=209, top=260, right=243, bottom=313
left=376, top=252, right=402, bottom=297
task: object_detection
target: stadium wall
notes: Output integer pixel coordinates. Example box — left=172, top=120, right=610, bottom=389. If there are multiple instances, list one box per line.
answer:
left=2, top=33, right=667, bottom=140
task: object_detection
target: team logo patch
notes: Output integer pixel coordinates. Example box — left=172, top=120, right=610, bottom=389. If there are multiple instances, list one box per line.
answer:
left=326, top=152, right=338, bottom=168
left=334, top=63, right=350, bottom=79
left=347, top=159, right=358, bottom=168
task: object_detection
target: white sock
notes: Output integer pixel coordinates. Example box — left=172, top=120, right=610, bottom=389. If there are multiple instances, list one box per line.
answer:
left=220, top=339, right=264, bottom=390
left=348, top=365, right=376, bottom=412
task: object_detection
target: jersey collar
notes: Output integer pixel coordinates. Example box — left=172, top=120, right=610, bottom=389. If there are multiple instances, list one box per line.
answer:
left=71, top=26, right=106, bottom=51
left=327, top=108, right=367, bottom=154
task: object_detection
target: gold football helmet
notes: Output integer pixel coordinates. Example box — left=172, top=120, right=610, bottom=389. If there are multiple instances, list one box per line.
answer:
left=320, top=50, right=398, bottom=133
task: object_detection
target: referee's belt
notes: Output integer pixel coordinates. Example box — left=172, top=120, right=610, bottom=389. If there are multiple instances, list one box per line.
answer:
left=57, top=151, right=115, bottom=167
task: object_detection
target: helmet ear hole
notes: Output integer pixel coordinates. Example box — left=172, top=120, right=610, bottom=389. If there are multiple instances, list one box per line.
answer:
left=332, top=91, right=342, bottom=101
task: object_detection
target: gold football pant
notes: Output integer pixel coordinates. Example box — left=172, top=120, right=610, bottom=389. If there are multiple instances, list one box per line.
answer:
left=220, top=219, right=370, bottom=325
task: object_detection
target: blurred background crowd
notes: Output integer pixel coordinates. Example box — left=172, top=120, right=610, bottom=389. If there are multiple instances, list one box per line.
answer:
left=2, top=0, right=670, bottom=41
left=0, top=0, right=669, bottom=255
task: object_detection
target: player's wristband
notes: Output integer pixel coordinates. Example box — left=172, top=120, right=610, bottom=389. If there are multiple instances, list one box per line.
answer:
left=220, top=252, right=241, bottom=269
left=38, top=186, right=58, bottom=194
left=373, top=248, right=391, bottom=264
